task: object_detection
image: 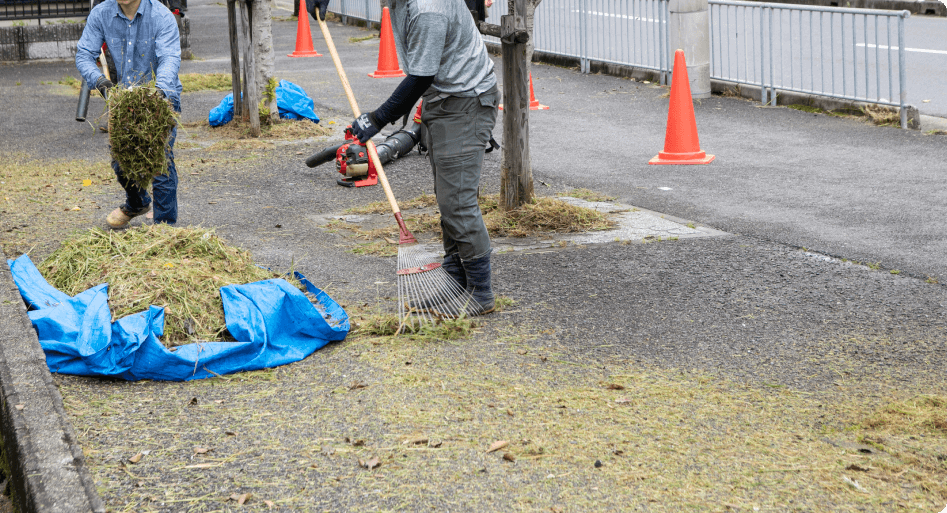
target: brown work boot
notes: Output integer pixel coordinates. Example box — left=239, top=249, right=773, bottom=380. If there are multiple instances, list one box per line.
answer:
left=106, top=204, right=151, bottom=229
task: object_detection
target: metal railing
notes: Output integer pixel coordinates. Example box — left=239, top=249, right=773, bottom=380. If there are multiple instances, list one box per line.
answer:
left=327, top=0, right=381, bottom=26
left=0, top=0, right=89, bottom=21
left=483, top=0, right=672, bottom=83
left=709, top=1, right=910, bottom=127
left=325, top=0, right=910, bottom=128
left=324, top=0, right=673, bottom=83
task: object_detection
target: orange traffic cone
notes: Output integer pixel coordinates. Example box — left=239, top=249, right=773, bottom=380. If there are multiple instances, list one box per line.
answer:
left=528, top=73, right=548, bottom=110
left=499, top=73, right=548, bottom=111
left=368, top=7, right=405, bottom=78
left=288, top=11, right=322, bottom=58
left=649, top=50, right=714, bottom=165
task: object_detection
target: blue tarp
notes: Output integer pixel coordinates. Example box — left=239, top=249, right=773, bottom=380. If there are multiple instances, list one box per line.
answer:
left=209, top=79, right=320, bottom=127
left=7, top=254, right=348, bottom=381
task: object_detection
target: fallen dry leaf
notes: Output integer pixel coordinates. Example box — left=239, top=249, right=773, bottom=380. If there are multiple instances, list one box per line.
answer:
left=128, top=452, right=143, bottom=464
left=192, top=447, right=211, bottom=454
left=358, top=456, right=381, bottom=469
left=517, top=349, right=527, bottom=355
left=502, top=452, right=516, bottom=462
left=264, top=500, right=275, bottom=509
left=487, top=440, right=510, bottom=453
left=605, top=383, right=625, bottom=390
left=229, top=493, right=251, bottom=504
left=14, top=404, right=24, bottom=411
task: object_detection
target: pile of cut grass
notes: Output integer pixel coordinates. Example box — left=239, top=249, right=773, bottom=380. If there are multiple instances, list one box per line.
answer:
left=107, top=85, right=177, bottom=190
left=38, top=225, right=299, bottom=347
left=329, top=193, right=616, bottom=256
left=480, top=194, right=616, bottom=237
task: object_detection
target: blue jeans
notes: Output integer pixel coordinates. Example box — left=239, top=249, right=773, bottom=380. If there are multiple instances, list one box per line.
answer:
left=112, top=97, right=180, bottom=225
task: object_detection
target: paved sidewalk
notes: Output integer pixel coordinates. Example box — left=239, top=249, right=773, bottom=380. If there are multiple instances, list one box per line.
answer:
left=1, top=0, right=946, bottom=510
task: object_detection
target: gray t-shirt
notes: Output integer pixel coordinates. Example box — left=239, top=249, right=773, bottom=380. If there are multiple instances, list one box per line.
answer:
left=388, top=0, right=496, bottom=97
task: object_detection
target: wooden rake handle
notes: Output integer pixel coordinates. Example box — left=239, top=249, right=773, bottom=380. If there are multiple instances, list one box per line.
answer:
left=316, top=14, right=409, bottom=237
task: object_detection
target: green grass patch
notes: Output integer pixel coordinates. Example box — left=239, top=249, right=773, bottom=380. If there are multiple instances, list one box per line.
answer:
left=179, top=73, right=235, bottom=93
left=58, top=74, right=82, bottom=91
left=787, top=104, right=826, bottom=114
left=557, top=188, right=616, bottom=203
left=349, top=34, right=377, bottom=43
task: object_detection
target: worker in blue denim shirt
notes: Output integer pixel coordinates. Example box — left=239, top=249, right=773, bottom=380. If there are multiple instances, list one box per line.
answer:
left=76, top=0, right=183, bottom=228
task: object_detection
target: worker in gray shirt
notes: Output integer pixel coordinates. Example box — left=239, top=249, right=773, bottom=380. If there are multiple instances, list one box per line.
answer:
left=310, top=0, right=499, bottom=315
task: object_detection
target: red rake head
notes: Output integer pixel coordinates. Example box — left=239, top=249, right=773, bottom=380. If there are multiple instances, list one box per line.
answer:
left=397, top=262, right=441, bottom=275
left=394, top=212, right=417, bottom=245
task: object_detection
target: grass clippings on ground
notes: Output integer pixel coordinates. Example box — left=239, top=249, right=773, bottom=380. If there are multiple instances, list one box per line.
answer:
left=37, top=225, right=301, bottom=346
left=107, top=85, right=177, bottom=190
left=179, top=73, right=234, bottom=93
left=0, top=153, right=114, bottom=257
left=480, top=194, right=616, bottom=237
left=558, top=188, right=616, bottom=203
left=58, top=317, right=947, bottom=512
left=786, top=103, right=905, bottom=127
left=181, top=118, right=333, bottom=150
left=329, top=193, right=616, bottom=256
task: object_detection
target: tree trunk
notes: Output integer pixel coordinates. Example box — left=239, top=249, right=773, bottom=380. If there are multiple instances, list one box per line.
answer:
left=506, top=0, right=542, bottom=71
left=251, top=0, right=279, bottom=124
left=499, top=0, right=534, bottom=211
left=238, top=0, right=261, bottom=136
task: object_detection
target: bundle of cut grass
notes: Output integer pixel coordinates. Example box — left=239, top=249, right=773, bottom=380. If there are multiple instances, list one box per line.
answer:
left=38, top=225, right=301, bottom=347
left=107, top=84, right=177, bottom=190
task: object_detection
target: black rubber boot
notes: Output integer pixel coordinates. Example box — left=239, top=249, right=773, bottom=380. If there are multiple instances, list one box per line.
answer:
left=408, top=253, right=466, bottom=310
left=462, top=253, right=495, bottom=315
left=441, top=253, right=466, bottom=290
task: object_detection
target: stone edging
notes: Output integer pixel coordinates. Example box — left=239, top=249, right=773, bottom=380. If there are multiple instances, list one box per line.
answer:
left=0, top=254, right=104, bottom=513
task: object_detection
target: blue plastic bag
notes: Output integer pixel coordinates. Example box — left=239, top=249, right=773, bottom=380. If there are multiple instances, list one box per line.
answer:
left=8, top=254, right=348, bottom=381
left=208, top=80, right=320, bottom=127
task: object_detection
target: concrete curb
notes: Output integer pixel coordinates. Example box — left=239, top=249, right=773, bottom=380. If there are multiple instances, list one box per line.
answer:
left=0, top=254, right=104, bottom=513
left=500, top=45, right=924, bottom=130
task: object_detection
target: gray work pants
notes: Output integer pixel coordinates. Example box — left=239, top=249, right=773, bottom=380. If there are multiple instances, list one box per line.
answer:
left=421, top=85, right=499, bottom=261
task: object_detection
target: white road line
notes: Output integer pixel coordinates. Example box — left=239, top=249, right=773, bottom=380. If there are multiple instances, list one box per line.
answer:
left=570, top=9, right=660, bottom=23
left=856, top=43, right=947, bottom=55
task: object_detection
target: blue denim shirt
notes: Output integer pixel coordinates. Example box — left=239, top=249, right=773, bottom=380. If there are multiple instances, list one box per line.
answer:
left=75, top=0, right=182, bottom=105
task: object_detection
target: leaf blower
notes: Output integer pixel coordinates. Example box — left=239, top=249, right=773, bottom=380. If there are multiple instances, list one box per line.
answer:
left=306, top=102, right=427, bottom=188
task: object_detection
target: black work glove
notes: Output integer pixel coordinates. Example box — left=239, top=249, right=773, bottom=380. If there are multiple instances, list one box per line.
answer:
left=306, top=0, right=330, bottom=21
left=351, top=112, right=382, bottom=144
left=95, top=75, right=113, bottom=99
